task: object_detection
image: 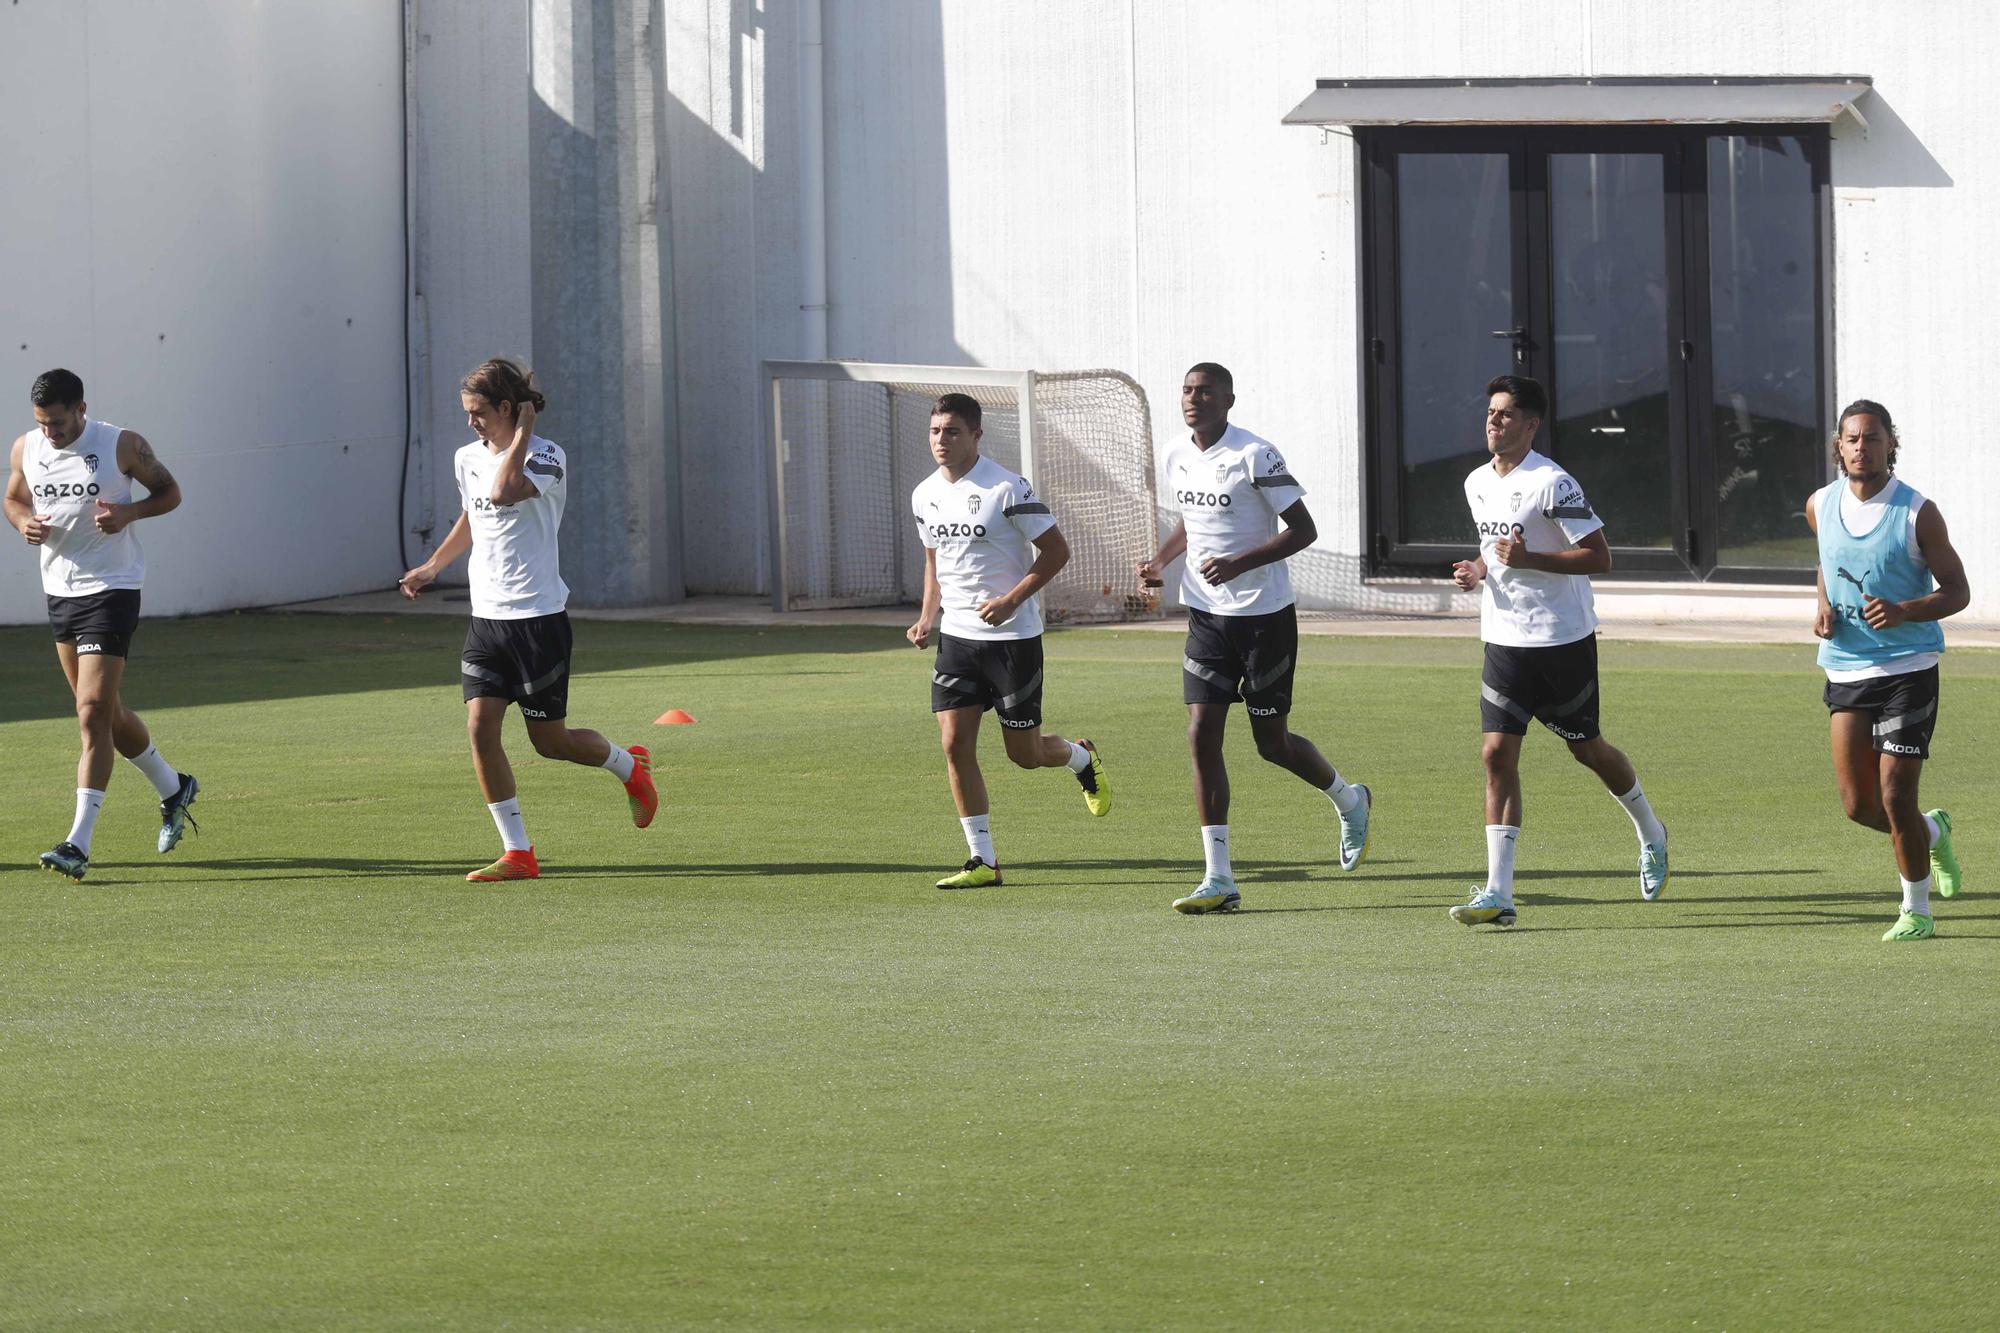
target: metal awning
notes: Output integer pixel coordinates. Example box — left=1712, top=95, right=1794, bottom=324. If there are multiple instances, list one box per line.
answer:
left=1282, top=76, right=1872, bottom=129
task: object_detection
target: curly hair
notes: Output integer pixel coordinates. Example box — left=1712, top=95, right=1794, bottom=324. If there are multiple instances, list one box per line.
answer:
left=460, top=358, right=546, bottom=414
left=1831, top=399, right=1897, bottom=476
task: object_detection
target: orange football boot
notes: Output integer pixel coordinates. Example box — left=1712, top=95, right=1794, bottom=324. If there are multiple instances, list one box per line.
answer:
left=623, top=744, right=659, bottom=829
left=467, top=847, right=540, bottom=882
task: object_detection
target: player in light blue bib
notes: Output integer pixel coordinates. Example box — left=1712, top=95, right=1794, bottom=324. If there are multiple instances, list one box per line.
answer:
left=1805, top=400, right=1970, bottom=940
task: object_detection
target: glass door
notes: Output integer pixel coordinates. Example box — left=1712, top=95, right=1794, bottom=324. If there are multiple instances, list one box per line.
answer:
left=1360, top=125, right=1829, bottom=581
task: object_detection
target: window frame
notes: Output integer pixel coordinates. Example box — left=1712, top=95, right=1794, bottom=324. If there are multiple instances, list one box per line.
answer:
left=1357, top=123, right=1832, bottom=584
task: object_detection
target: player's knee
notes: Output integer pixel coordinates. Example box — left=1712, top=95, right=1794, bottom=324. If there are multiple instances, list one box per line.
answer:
left=1254, top=732, right=1292, bottom=765
left=1480, top=736, right=1517, bottom=771
left=1839, top=791, right=1881, bottom=825
left=75, top=698, right=115, bottom=737
left=1004, top=741, right=1040, bottom=770
left=528, top=728, right=571, bottom=760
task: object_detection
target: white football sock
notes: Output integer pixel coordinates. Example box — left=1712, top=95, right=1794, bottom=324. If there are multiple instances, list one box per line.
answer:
left=487, top=797, right=531, bottom=852
left=1486, top=824, right=1520, bottom=901
left=1324, top=771, right=1361, bottom=814
left=1063, top=741, right=1091, bottom=774
left=1612, top=780, right=1667, bottom=845
left=1202, top=825, right=1231, bottom=881
left=599, top=743, right=636, bottom=784
left=1924, top=813, right=1941, bottom=847
left=125, top=744, right=182, bottom=799
left=1901, top=874, right=1932, bottom=916
left=960, top=814, right=995, bottom=866
left=67, top=788, right=106, bottom=854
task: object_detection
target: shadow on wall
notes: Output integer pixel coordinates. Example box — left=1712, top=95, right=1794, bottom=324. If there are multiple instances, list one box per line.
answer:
left=1836, top=90, right=1953, bottom=188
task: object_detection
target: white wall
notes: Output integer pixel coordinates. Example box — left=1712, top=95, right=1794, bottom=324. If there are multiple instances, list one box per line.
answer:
left=407, top=0, right=533, bottom=577
left=0, top=0, right=407, bottom=623
left=660, top=0, right=2000, bottom=617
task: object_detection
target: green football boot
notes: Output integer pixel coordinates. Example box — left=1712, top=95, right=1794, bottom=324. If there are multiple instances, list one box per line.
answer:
left=1074, top=739, right=1111, bottom=817
left=936, top=858, right=1002, bottom=890
left=1927, top=809, right=1961, bottom=899
left=1882, top=911, right=1935, bottom=942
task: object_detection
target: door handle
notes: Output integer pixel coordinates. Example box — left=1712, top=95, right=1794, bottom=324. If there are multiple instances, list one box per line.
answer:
left=1490, top=326, right=1529, bottom=366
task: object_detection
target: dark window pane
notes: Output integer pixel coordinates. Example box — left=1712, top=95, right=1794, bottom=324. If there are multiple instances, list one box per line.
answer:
left=1395, top=153, right=1511, bottom=543
left=1709, top=135, right=1820, bottom=568
left=1549, top=153, right=1672, bottom=548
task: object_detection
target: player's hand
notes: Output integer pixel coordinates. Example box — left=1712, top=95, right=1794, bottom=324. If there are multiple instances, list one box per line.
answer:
left=1451, top=558, right=1486, bottom=590
left=1862, top=595, right=1908, bottom=630
left=514, top=399, right=537, bottom=437
left=906, top=620, right=932, bottom=649
left=1198, top=554, right=1244, bottom=586
left=92, top=499, right=134, bottom=534
left=20, top=513, right=52, bottom=545
left=976, top=595, right=1018, bottom=627
left=1136, top=556, right=1164, bottom=589
left=1813, top=602, right=1836, bottom=639
left=1490, top=536, right=1524, bottom=567
left=399, top=564, right=436, bottom=600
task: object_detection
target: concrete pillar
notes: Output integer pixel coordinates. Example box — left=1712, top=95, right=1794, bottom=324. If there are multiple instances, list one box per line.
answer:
left=528, top=0, right=682, bottom=605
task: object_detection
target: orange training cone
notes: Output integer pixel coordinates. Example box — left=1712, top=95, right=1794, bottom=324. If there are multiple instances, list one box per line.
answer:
left=655, top=708, right=697, bottom=725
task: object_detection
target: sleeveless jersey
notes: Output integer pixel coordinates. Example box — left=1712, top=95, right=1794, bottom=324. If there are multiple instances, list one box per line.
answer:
left=1816, top=478, right=1943, bottom=672
left=22, top=419, right=144, bottom=596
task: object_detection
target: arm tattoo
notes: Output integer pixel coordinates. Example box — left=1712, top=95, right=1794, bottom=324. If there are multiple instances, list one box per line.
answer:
left=129, top=437, right=176, bottom=491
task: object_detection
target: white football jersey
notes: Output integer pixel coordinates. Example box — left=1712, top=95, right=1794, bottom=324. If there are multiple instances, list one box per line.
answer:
left=23, top=419, right=145, bottom=596
left=1463, top=450, right=1603, bottom=647
left=454, top=435, right=569, bottom=620
left=911, top=454, right=1055, bottom=641
left=1164, top=424, right=1306, bottom=616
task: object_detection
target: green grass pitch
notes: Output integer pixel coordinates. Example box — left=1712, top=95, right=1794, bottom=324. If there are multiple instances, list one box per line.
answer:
left=3, top=612, right=1997, bottom=1328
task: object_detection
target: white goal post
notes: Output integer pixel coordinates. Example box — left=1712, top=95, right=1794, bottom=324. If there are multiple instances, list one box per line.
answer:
left=763, top=360, right=1163, bottom=623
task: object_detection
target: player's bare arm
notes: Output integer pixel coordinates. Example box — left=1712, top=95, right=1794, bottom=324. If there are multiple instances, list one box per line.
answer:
left=1200, top=500, right=1315, bottom=586
left=1804, top=499, right=1836, bottom=637
left=400, top=512, right=474, bottom=599
left=1864, top=501, right=1971, bottom=629
left=489, top=400, right=540, bottom=506
left=1138, top=520, right=1187, bottom=589
left=979, top=524, right=1070, bottom=626
left=96, top=431, right=181, bottom=534
left=1492, top=528, right=1611, bottom=576
left=5, top=436, right=51, bottom=544
left=907, top=547, right=942, bottom=648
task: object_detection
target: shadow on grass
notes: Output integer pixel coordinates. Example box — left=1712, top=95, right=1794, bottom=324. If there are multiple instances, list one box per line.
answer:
left=0, top=613, right=917, bottom=725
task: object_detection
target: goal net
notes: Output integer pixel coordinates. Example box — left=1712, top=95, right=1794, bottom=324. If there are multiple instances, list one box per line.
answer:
left=764, top=361, right=1162, bottom=622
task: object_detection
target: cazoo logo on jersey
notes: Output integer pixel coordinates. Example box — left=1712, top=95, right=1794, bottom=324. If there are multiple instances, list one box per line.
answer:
left=927, top=521, right=986, bottom=540
left=1176, top=488, right=1232, bottom=508
left=1476, top=519, right=1524, bottom=539
left=32, top=481, right=100, bottom=502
